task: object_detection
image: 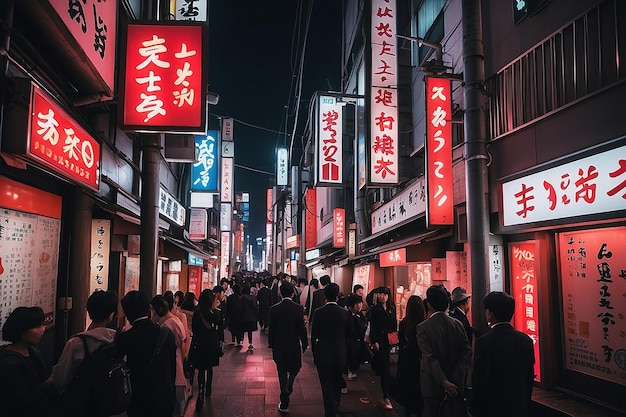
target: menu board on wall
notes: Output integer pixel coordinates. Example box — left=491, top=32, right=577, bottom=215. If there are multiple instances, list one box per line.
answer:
left=124, top=256, right=140, bottom=295
left=510, top=241, right=542, bottom=382
left=559, top=226, right=626, bottom=386
left=0, top=209, right=60, bottom=330
left=353, top=264, right=373, bottom=297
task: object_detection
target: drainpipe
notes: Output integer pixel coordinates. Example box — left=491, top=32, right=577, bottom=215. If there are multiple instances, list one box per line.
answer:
left=462, top=0, right=490, bottom=333
left=139, top=134, right=161, bottom=296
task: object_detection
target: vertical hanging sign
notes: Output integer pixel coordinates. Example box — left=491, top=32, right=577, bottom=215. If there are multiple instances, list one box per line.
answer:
left=425, top=77, right=453, bottom=225
left=370, top=0, right=398, bottom=185
left=90, top=219, right=110, bottom=293
left=305, top=189, right=317, bottom=250
left=220, top=232, right=230, bottom=279
left=221, top=157, right=233, bottom=202
left=510, top=241, right=542, bottom=382
left=277, top=147, right=288, bottom=186
left=333, top=208, right=346, bottom=247
left=191, top=131, right=219, bottom=192
left=316, top=96, right=343, bottom=185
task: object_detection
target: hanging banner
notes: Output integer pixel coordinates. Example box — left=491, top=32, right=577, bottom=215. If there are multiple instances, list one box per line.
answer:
left=510, top=241, right=542, bottom=382
left=90, top=219, right=110, bottom=293
left=120, top=22, right=208, bottom=133
left=220, top=157, right=233, bottom=202
left=316, top=95, right=343, bottom=185
left=277, top=147, right=288, bottom=186
left=220, top=232, right=230, bottom=279
left=370, top=0, right=398, bottom=185
left=305, top=189, right=317, bottom=250
left=333, top=208, right=346, bottom=247
left=191, top=131, right=219, bottom=192
left=559, top=227, right=626, bottom=386
left=426, top=77, right=453, bottom=226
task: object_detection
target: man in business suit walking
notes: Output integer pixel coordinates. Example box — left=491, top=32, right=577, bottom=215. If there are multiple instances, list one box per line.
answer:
left=417, top=285, right=472, bottom=417
left=469, top=291, right=535, bottom=417
left=450, top=286, right=479, bottom=346
left=308, top=274, right=330, bottom=324
left=311, top=283, right=354, bottom=417
left=268, top=281, right=309, bottom=413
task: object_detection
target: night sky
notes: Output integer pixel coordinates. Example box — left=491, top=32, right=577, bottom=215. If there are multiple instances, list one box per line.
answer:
left=207, top=1, right=342, bottom=244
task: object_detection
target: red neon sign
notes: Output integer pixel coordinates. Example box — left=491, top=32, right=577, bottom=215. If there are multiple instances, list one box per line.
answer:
left=426, top=77, right=453, bottom=225
left=305, top=189, right=317, bottom=250
left=29, top=86, right=100, bottom=190
left=333, top=208, right=346, bottom=247
left=510, top=241, right=541, bottom=382
left=379, top=248, right=406, bottom=267
left=122, top=23, right=207, bottom=133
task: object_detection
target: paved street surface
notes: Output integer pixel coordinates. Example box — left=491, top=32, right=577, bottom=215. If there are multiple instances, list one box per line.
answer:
left=183, top=328, right=402, bottom=417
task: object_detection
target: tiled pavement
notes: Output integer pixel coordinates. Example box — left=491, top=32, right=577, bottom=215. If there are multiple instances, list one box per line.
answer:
left=182, top=328, right=403, bottom=417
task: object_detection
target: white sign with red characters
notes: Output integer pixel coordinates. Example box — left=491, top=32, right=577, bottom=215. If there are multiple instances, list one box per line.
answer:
left=370, top=0, right=398, bottom=185
left=426, top=77, right=453, bottom=226
left=502, top=145, right=626, bottom=226
left=28, top=85, right=100, bottom=190
left=317, top=96, right=343, bottom=185
left=122, top=23, right=207, bottom=133
left=333, top=208, right=346, bottom=248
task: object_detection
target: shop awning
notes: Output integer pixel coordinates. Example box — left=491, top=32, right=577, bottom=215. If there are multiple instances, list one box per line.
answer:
left=161, top=235, right=213, bottom=260
left=304, top=249, right=344, bottom=269
left=365, top=229, right=440, bottom=255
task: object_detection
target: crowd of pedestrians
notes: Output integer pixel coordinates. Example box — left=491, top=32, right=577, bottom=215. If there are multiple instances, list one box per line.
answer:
left=0, top=270, right=535, bottom=417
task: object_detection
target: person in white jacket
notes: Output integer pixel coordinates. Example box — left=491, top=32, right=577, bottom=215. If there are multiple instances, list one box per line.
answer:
left=51, top=290, right=118, bottom=392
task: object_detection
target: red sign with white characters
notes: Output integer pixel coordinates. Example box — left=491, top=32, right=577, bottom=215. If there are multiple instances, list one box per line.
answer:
left=380, top=248, right=406, bottom=267
left=121, top=23, right=207, bottom=133
left=370, top=0, right=398, bottom=185
left=426, top=77, right=453, bottom=225
left=333, top=208, right=346, bottom=247
left=510, top=241, right=541, bottom=382
left=29, top=85, right=100, bottom=190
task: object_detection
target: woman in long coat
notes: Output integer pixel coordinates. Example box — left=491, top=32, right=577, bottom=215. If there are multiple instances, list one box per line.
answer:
left=369, top=286, right=397, bottom=411
left=189, top=289, right=221, bottom=411
left=398, top=295, right=426, bottom=417
left=236, top=285, right=259, bottom=351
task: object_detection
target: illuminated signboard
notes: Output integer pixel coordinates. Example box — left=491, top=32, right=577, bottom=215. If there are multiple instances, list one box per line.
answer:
left=159, top=186, right=185, bottom=226
left=317, top=95, right=343, bottom=185
left=191, top=131, right=219, bottom=192
left=333, top=208, right=346, bottom=247
left=370, top=0, right=398, bottom=185
left=380, top=248, right=406, bottom=267
left=28, top=85, right=101, bottom=190
left=425, top=77, right=453, bottom=226
left=121, top=22, right=208, bottom=133
left=305, top=189, right=317, bottom=250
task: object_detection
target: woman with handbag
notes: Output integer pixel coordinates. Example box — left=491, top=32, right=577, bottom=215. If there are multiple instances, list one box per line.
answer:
left=369, top=286, right=398, bottom=410
left=189, top=289, right=221, bottom=411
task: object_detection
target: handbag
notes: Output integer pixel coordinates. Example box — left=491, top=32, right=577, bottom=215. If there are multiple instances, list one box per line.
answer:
left=387, top=331, right=400, bottom=346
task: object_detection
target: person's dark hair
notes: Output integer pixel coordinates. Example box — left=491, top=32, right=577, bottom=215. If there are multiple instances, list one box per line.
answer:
left=180, top=292, right=197, bottom=311
left=310, top=278, right=319, bottom=289
left=377, top=286, right=395, bottom=310
left=174, top=290, right=185, bottom=306
left=319, top=275, right=331, bottom=287
left=279, top=281, right=295, bottom=297
left=242, top=285, right=251, bottom=295
left=220, top=277, right=230, bottom=286
left=163, top=292, right=175, bottom=311
left=347, top=294, right=363, bottom=308
left=164, top=290, right=174, bottom=299
left=404, top=295, right=426, bottom=337
left=150, top=295, right=169, bottom=318
left=212, top=285, right=224, bottom=294
left=121, top=290, right=151, bottom=323
left=483, top=291, right=516, bottom=322
left=232, top=284, right=242, bottom=296
left=87, top=290, right=118, bottom=322
left=426, top=285, right=450, bottom=312
left=297, top=278, right=308, bottom=286
left=353, top=284, right=364, bottom=293
left=197, top=289, right=215, bottom=315
left=1, top=306, right=45, bottom=343
left=324, top=282, right=340, bottom=302
left=262, top=278, right=270, bottom=287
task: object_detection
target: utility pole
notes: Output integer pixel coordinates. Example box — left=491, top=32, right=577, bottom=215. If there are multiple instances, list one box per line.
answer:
left=139, top=134, right=161, bottom=295
left=462, top=0, right=490, bottom=332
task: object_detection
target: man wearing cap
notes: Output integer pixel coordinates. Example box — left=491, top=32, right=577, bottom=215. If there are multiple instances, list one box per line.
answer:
left=450, top=286, right=477, bottom=346
left=268, top=281, right=308, bottom=413
left=417, top=285, right=472, bottom=417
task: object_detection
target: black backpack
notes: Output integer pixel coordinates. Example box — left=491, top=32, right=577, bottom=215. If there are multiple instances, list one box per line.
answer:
left=62, top=335, right=132, bottom=417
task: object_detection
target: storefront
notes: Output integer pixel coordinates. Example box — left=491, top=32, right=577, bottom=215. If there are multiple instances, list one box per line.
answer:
left=498, top=138, right=626, bottom=407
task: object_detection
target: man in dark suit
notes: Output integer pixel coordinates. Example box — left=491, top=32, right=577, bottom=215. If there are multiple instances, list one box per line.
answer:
left=257, top=278, right=272, bottom=331
left=450, top=286, right=478, bottom=346
left=268, top=281, right=308, bottom=413
left=115, top=290, right=176, bottom=417
left=417, top=285, right=472, bottom=417
left=469, top=291, right=535, bottom=417
left=308, top=274, right=330, bottom=324
left=311, top=283, right=354, bottom=417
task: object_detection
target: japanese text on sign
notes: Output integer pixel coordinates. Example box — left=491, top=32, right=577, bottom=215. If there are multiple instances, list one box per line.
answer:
left=318, top=96, right=343, bottom=185
left=192, top=132, right=218, bottom=192
left=371, top=176, right=426, bottom=234
left=370, top=0, right=398, bottom=184
left=90, top=219, right=110, bottom=293
left=510, top=242, right=542, bottom=382
left=502, top=145, right=626, bottom=226
left=333, top=208, right=346, bottom=247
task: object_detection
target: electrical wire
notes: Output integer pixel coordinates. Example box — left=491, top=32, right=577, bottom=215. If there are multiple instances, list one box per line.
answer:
left=233, top=163, right=274, bottom=176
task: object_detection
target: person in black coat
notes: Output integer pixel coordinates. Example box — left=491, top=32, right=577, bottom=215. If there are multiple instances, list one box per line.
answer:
left=115, top=291, right=176, bottom=417
left=0, top=306, right=56, bottom=417
left=226, top=284, right=242, bottom=346
left=449, top=286, right=479, bottom=346
left=236, top=285, right=259, bottom=350
left=268, top=281, right=308, bottom=413
left=311, top=283, right=354, bottom=417
left=397, top=295, right=426, bottom=417
left=257, top=278, right=272, bottom=331
left=469, top=291, right=535, bottom=417
left=345, top=294, right=368, bottom=380
left=369, top=286, right=398, bottom=410
left=308, top=274, right=330, bottom=324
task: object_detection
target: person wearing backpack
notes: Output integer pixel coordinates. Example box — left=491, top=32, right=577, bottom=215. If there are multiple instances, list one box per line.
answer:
left=115, top=290, right=176, bottom=417
left=51, top=290, right=123, bottom=416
